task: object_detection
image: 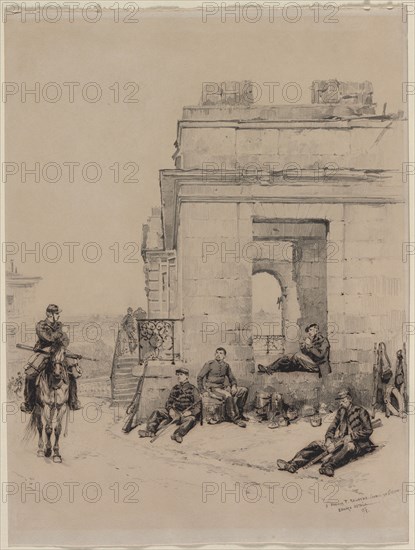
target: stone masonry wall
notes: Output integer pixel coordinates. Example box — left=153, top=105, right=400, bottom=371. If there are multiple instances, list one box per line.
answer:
left=177, top=199, right=406, bottom=407
left=179, top=121, right=404, bottom=173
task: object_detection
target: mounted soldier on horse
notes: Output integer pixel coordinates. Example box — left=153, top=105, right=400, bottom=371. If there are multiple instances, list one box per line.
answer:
left=20, top=304, right=85, bottom=462
left=20, top=304, right=81, bottom=414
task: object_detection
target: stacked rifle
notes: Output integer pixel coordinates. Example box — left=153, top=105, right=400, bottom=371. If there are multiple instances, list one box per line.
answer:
left=371, top=342, right=407, bottom=419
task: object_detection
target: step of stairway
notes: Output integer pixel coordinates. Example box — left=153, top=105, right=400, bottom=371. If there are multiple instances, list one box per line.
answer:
left=113, top=394, right=136, bottom=402
left=112, top=400, right=132, bottom=408
left=113, top=381, right=136, bottom=388
left=114, top=376, right=136, bottom=383
left=115, top=364, right=135, bottom=371
left=113, top=386, right=137, bottom=393
left=114, top=382, right=138, bottom=390
left=113, top=380, right=135, bottom=386
left=116, top=357, right=140, bottom=364
left=114, top=366, right=134, bottom=372
left=114, top=370, right=134, bottom=376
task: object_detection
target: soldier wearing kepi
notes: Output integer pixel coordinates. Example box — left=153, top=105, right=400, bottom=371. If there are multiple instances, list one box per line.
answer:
left=258, top=323, right=331, bottom=378
left=198, top=347, right=249, bottom=428
left=20, top=304, right=81, bottom=413
left=277, top=390, right=374, bottom=477
left=139, top=367, right=201, bottom=443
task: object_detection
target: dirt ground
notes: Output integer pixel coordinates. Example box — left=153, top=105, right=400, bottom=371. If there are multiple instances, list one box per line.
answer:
left=5, top=396, right=409, bottom=547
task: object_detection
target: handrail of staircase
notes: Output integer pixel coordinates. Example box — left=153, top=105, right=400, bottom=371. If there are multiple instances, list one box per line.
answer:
left=110, top=328, right=122, bottom=377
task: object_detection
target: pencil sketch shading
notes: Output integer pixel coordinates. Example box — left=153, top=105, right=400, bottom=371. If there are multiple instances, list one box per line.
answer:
left=6, top=75, right=409, bottom=546
left=131, top=79, right=407, bottom=420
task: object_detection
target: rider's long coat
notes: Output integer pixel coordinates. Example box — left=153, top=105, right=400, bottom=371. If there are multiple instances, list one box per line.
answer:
left=26, top=319, right=69, bottom=373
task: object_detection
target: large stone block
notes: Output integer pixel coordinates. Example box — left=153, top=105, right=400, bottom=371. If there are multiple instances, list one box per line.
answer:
left=236, top=128, right=279, bottom=155
left=184, top=203, right=210, bottom=221
left=278, top=128, right=350, bottom=157
left=183, top=253, right=224, bottom=279
left=344, top=315, right=368, bottom=333
left=344, top=240, right=391, bottom=260
left=345, top=218, right=392, bottom=242
left=343, top=204, right=386, bottom=224
left=221, top=260, right=251, bottom=279
left=180, top=236, right=206, bottom=260
left=207, top=202, right=237, bottom=220
left=181, top=127, right=236, bottom=169
left=181, top=217, right=220, bottom=239
left=351, top=124, right=405, bottom=170
left=344, top=258, right=398, bottom=277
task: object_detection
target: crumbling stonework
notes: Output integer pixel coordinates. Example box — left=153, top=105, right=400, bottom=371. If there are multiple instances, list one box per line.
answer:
left=142, top=81, right=407, bottom=406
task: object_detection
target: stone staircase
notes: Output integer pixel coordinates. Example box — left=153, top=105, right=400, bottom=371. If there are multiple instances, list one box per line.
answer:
left=110, top=323, right=182, bottom=417
left=111, top=355, right=140, bottom=407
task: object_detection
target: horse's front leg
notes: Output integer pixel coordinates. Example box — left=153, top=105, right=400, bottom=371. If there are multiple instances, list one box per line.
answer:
left=36, top=409, right=45, bottom=457
left=44, top=405, right=54, bottom=458
left=52, top=405, right=66, bottom=463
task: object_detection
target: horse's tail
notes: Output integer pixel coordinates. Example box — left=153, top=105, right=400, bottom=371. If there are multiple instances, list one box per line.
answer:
left=23, top=406, right=39, bottom=442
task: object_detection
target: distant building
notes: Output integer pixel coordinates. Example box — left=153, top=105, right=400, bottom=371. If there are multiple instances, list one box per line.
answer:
left=5, top=261, right=42, bottom=373
left=6, top=261, right=42, bottom=320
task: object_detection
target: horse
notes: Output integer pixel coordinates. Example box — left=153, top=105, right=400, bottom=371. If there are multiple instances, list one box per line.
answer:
left=24, top=348, right=72, bottom=463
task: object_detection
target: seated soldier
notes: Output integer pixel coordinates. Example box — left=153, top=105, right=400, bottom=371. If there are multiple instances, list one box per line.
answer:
left=20, top=304, right=81, bottom=413
left=197, top=347, right=248, bottom=428
left=277, top=390, right=375, bottom=477
left=258, top=323, right=331, bottom=378
left=139, top=367, right=201, bottom=443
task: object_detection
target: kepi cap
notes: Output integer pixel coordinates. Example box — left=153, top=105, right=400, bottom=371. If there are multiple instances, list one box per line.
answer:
left=46, top=304, right=62, bottom=314
left=176, top=367, right=189, bottom=376
left=335, top=389, right=352, bottom=400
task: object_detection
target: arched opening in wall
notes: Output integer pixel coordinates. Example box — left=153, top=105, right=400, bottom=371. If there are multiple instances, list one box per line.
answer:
left=252, top=271, right=285, bottom=360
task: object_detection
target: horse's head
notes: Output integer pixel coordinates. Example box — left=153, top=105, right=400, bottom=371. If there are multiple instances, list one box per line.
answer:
left=50, top=360, right=65, bottom=383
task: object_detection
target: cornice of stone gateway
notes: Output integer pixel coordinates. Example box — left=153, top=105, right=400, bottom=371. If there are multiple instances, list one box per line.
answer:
left=158, top=169, right=406, bottom=250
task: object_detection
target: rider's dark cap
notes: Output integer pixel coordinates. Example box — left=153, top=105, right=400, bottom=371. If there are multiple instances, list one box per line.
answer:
left=335, top=390, right=352, bottom=400
left=46, top=304, right=62, bottom=314
left=176, top=367, right=189, bottom=376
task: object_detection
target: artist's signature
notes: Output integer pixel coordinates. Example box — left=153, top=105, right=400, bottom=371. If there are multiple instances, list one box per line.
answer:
left=333, top=488, right=401, bottom=514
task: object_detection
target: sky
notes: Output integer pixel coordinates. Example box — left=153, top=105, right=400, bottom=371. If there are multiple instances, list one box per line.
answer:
left=4, top=4, right=407, bottom=316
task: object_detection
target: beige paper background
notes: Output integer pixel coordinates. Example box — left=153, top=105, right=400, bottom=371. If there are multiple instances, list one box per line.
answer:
left=4, top=4, right=407, bottom=316
left=1, top=2, right=413, bottom=549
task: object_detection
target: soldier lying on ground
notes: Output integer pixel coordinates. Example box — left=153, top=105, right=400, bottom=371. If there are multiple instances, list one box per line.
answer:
left=277, top=389, right=375, bottom=477
left=139, top=367, right=201, bottom=443
left=197, top=347, right=249, bottom=428
left=258, top=323, right=331, bottom=378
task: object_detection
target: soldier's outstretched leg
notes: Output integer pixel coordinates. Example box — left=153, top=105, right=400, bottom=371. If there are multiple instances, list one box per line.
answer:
left=171, top=414, right=198, bottom=443
left=277, top=440, right=325, bottom=473
left=139, top=408, right=170, bottom=437
left=320, top=442, right=358, bottom=477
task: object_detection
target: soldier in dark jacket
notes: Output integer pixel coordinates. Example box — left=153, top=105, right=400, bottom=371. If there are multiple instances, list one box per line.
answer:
left=121, top=307, right=138, bottom=354
left=197, top=347, right=248, bottom=427
left=20, top=304, right=81, bottom=413
left=277, top=390, right=374, bottom=476
left=258, top=323, right=331, bottom=378
left=139, top=368, right=201, bottom=443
